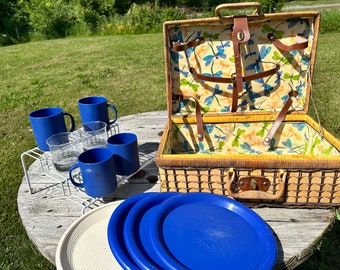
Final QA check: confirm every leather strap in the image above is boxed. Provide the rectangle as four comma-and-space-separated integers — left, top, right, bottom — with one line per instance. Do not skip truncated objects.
172, 37, 205, 52
263, 91, 298, 146
189, 64, 280, 84
268, 33, 308, 51
176, 95, 204, 141
231, 16, 250, 112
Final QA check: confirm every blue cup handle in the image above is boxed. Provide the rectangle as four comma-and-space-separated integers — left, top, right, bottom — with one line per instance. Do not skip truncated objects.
69, 163, 84, 188
107, 104, 118, 125
64, 112, 75, 132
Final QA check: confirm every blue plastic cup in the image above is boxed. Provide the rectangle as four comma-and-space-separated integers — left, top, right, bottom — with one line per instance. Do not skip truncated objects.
78, 96, 117, 130
69, 148, 117, 198
29, 107, 75, 151
107, 133, 140, 175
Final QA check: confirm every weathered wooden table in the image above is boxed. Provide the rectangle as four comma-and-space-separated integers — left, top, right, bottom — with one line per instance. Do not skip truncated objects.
17, 111, 336, 269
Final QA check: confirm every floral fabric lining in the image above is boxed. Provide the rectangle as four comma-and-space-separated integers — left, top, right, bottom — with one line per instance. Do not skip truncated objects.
168, 17, 315, 114
166, 121, 339, 156
164, 15, 339, 157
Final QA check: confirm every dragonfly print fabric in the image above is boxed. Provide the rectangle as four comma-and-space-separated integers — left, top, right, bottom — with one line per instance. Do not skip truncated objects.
168, 17, 315, 114
166, 121, 339, 156
163, 15, 340, 157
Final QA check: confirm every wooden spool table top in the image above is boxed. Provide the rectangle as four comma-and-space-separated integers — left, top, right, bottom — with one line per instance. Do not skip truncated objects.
17, 110, 335, 269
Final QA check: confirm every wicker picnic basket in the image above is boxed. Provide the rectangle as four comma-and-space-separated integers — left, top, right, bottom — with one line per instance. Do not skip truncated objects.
156, 2, 340, 208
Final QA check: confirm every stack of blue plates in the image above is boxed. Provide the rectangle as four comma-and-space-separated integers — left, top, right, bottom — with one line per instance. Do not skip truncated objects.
107, 192, 277, 270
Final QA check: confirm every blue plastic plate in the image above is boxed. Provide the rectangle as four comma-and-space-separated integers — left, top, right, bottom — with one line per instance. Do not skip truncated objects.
107, 192, 154, 270
123, 192, 178, 269
148, 192, 277, 270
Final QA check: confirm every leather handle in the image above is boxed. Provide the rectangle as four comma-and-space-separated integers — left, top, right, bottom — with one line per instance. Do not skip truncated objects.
215, 2, 261, 17
226, 169, 286, 200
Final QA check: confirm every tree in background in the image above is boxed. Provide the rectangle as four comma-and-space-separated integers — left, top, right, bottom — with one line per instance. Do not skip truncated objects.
113, 0, 283, 14
79, 0, 115, 30
0, 0, 283, 45
16, 0, 116, 39
0, 0, 15, 36
20, 0, 75, 38
0, 0, 30, 45
258, 0, 283, 13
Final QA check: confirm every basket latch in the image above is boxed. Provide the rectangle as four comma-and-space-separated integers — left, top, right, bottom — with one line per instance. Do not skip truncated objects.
238, 176, 270, 192
227, 168, 287, 201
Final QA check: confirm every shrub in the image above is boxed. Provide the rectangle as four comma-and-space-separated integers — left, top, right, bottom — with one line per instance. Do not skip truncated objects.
18, 0, 116, 39
102, 3, 185, 35
66, 21, 92, 37
21, 0, 77, 39
258, 0, 284, 13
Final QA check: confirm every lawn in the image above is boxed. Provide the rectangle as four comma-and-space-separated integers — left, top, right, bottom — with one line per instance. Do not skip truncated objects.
283, 0, 340, 11
0, 32, 339, 270
0, 33, 166, 269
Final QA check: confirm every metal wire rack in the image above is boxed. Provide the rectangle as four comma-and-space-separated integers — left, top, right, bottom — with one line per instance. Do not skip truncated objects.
20, 123, 156, 213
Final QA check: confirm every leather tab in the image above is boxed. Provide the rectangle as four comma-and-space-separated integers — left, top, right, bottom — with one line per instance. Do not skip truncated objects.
232, 16, 250, 44
238, 176, 271, 192
172, 37, 205, 52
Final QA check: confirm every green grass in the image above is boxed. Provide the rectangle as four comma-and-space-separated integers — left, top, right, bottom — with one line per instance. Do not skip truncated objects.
0, 33, 339, 270
0, 34, 166, 269
283, 0, 340, 10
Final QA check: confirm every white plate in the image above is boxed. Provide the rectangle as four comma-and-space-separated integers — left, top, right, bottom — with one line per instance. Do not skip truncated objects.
56, 201, 123, 270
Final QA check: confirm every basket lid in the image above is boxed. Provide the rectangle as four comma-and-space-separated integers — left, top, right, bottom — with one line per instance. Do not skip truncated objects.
164, 11, 320, 118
